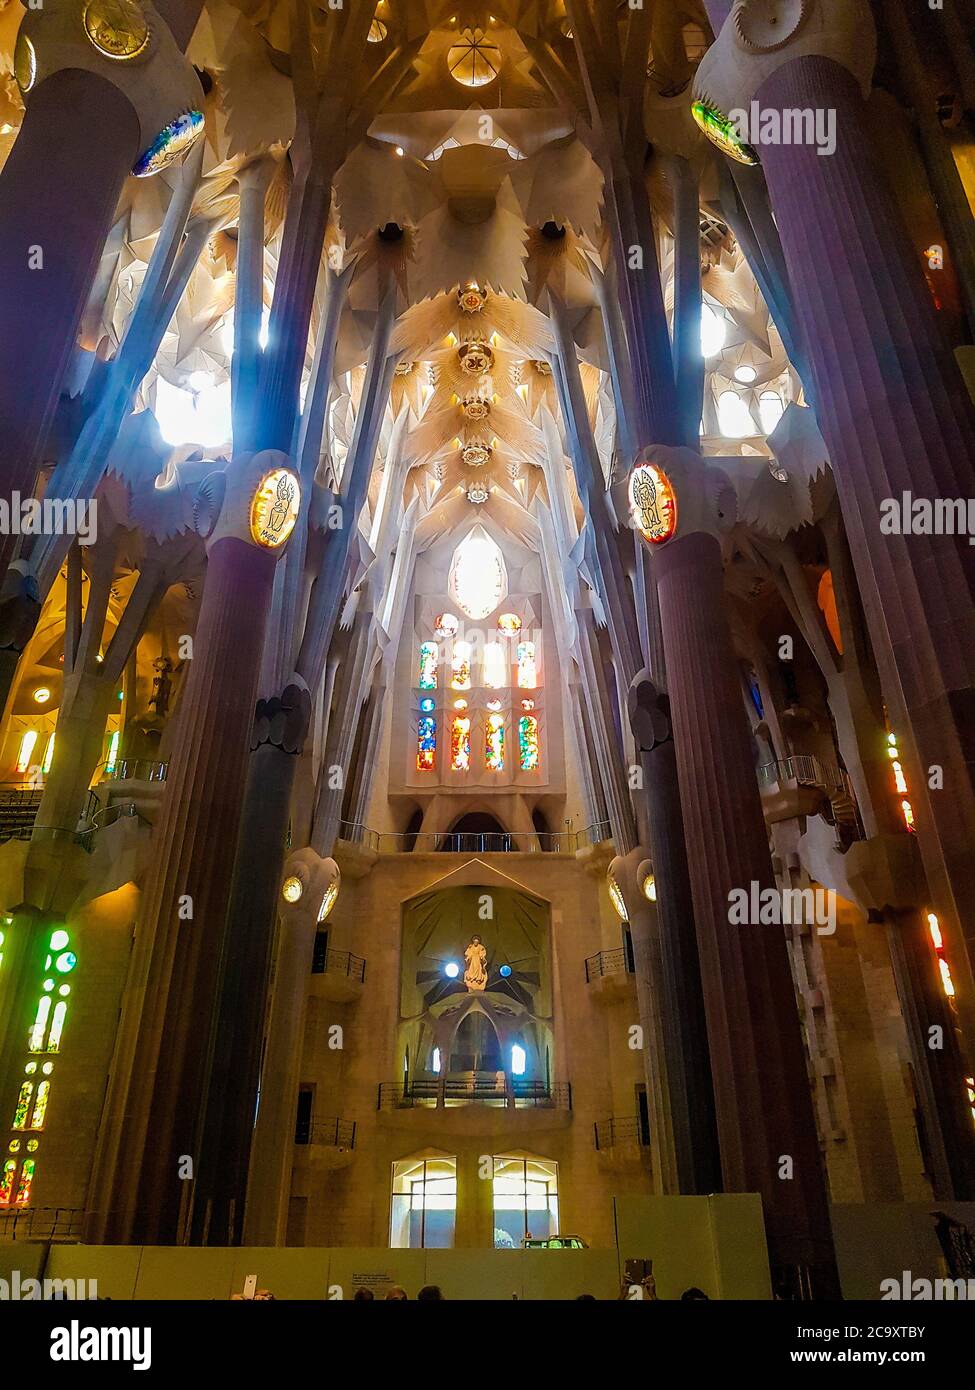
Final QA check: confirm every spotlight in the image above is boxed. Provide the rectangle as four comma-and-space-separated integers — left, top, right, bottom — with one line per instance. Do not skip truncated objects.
444, 961, 460, 979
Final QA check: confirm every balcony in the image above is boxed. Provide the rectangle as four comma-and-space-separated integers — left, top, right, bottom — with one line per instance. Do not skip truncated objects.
757, 756, 863, 842
379, 1077, 571, 1109
309, 941, 366, 1002
292, 1116, 357, 1174
337, 819, 611, 856
376, 1076, 573, 1138
593, 1115, 651, 1172
584, 948, 635, 1002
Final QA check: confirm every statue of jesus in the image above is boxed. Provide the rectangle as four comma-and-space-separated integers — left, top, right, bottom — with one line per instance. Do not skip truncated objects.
464, 935, 488, 992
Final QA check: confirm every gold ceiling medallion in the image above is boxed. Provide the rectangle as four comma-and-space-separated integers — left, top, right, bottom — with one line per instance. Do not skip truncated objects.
466, 482, 490, 505
462, 442, 492, 467
461, 395, 491, 422
458, 281, 487, 314
629, 461, 678, 546
250, 468, 300, 549
458, 342, 494, 376
82, 0, 152, 61
394, 359, 416, 376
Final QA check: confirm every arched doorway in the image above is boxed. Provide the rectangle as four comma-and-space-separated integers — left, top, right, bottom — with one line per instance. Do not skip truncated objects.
440, 811, 511, 851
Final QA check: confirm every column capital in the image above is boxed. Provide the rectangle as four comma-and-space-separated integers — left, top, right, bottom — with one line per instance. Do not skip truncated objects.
694, 0, 875, 124
279, 849, 341, 929
14, 0, 203, 176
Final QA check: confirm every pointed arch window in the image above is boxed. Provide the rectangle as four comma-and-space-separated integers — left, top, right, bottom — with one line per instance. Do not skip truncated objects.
449, 526, 507, 621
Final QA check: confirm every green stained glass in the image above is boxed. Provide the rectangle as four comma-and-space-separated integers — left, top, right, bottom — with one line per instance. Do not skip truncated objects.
691, 100, 759, 166
12, 1081, 32, 1130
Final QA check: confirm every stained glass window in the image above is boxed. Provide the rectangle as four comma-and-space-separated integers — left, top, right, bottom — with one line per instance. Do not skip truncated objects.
434, 613, 459, 639
28, 996, 50, 1052
30, 1080, 50, 1130
497, 613, 521, 635
417, 715, 436, 771
483, 641, 506, 689
0, 1160, 14, 1206
516, 641, 537, 689
518, 716, 539, 771
12, 1081, 32, 1130
48, 1001, 67, 1052
486, 713, 505, 771
451, 641, 472, 690
15, 1159, 34, 1205
418, 641, 438, 690
451, 717, 471, 771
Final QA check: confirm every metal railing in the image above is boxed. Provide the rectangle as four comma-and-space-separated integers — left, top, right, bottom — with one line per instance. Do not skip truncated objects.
0, 787, 101, 847
584, 948, 633, 983
75, 800, 146, 852
0, 1206, 83, 1241
338, 820, 612, 855
757, 756, 848, 795
311, 944, 366, 983
101, 758, 169, 783
594, 1116, 650, 1151
294, 1116, 356, 1149
378, 1078, 571, 1109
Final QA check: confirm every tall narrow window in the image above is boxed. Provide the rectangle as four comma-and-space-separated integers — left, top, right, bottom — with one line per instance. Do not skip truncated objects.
105, 729, 120, 775
483, 641, 506, 689
41, 734, 54, 775
451, 641, 472, 690
451, 717, 471, 771
486, 713, 505, 771
518, 716, 539, 771
12, 1079, 32, 1129
0, 1160, 15, 1207
16, 731, 37, 775
30, 1080, 50, 1130
417, 715, 437, 771
14, 1160, 34, 1206
516, 641, 536, 689
418, 641, 438, 690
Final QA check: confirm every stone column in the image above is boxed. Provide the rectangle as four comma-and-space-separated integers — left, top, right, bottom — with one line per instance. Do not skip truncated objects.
628, 681, 722, 1196
697, 0, 975, 1062
86, 454, 297, 1244
0, 6, 202, 575
0, 72, 137, 579
642, 447, 839, 1294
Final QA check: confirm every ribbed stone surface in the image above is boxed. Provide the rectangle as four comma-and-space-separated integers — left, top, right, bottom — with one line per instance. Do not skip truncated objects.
0, 72, 139, 574
103, 537, 276, 1242
656, 530, 837, 1286
758, 56, 975, 1043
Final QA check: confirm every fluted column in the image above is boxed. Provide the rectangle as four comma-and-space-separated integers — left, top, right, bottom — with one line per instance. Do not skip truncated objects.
112, 534, 276, 1241
653, 519, 837, 1293
0, 72, 138, 577
755, 55, 975, 1048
